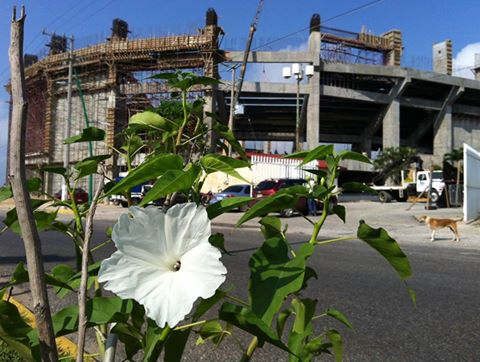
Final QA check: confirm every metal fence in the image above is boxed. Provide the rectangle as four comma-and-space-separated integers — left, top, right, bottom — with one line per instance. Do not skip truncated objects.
250, 154, 318, 185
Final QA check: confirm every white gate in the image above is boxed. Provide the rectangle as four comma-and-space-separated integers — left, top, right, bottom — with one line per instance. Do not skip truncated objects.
463, 143, 480, 221
251, 154, 318, 185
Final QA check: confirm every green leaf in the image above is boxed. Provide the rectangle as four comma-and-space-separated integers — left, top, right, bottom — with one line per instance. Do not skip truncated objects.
276, 308, 292, 338
332, 205, 346, 223
122, 134, 144, 156
213, 122, 247, 160
55, 262, 101, 298
200, 154, 250, 183
52, 297, 133, 336
3, 199, 50, 230
206, 196, 252, 219
27, 177, 42, 192
304, 335, 332, 355
139, 166, 200, 206
64, 126, 105, 144
195, 320, 224, 345
237, 194, 297, 226
342, 181, 377, 194
291, 298, 316, 335
74, 155, 111, 180
0, 185, 13, 202
129, 111, 171, 130
259, 216, 283, 239
304, 169, 327, 178
339, 150, 372, 164
357, 221, 412, 280
9, 210, 58, 234
192, 289, 227, 322
219, 302, 292, 354
406, 283, 417, 307
0, 300, 35, 362
326, 308, 354, 329
143, 319, 169, 362
165, 329, 191, 361
326, 329, 343, 362
40, 166, 67, 176
209, 233, 230, 254
285, 145, 334, 166
249, 238, 314, 325
106, 154, 183, 196
111, 322, 143, 360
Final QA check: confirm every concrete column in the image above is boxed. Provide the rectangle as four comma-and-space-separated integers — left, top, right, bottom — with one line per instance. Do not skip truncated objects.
263, 140, 271, 154
204, 89, 217, 152
382, 99, 400, 149
433, 40, 452, 75
306, 15, 321, 150
434, 105, 453, 157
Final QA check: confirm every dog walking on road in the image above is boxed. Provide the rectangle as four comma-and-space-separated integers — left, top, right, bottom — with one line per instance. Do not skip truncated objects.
417, 215, 461, 242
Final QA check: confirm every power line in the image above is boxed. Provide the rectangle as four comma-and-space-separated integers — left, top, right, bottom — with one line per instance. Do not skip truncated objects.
252, 0, 386, 51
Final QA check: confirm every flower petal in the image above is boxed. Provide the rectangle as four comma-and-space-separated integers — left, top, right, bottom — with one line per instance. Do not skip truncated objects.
164, 203, 211, 256
112, 207, 172, 266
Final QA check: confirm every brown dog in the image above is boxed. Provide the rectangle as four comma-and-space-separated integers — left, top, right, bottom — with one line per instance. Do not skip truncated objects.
417, 215, 461, 242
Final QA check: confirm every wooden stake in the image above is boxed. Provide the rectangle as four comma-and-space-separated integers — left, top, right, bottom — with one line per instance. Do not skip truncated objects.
8, 6, 58, 361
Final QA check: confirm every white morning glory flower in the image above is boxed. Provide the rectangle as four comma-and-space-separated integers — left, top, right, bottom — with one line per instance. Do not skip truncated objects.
98, 203, 227, 328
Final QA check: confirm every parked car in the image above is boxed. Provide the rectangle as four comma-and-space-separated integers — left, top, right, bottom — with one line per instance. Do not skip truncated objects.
54, 188, 89, 204
110, 177, 145, 207
209, 184, 251, 211
250, 178, 335, 217
253, 178, 306, 198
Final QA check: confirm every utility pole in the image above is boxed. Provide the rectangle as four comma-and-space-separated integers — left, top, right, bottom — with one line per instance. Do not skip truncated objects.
227, 64, 239, 156
43, 30, 74, 201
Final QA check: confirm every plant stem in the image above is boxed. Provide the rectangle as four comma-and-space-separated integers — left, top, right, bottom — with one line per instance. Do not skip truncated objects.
315, 235, 355, 246
77, 176, 104, 362
90, 239, 112, 253
174, 319, 207, 331
226, 294, 250, 307
240, 337, 258, 362
311, 313, 327, 320
176, 90, 188, 146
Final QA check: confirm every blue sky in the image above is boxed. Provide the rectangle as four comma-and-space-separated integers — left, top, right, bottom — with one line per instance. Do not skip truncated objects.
1, 0, 480, 182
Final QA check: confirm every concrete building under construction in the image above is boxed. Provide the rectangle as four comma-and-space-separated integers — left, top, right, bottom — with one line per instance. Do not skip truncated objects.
7, 9, 480, 193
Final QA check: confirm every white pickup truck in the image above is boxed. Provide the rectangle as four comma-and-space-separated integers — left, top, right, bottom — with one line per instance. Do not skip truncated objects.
371, 170, 446, 203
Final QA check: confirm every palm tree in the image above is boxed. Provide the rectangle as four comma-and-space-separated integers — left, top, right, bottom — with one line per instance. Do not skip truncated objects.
443, 148, 463, 206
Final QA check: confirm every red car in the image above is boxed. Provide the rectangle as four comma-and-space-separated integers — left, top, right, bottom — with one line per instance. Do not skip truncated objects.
54, 188, 89, 204
253, 178, 307, 198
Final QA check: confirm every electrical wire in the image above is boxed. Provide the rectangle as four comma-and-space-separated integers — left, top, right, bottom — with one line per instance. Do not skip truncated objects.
252, 0, 386, 51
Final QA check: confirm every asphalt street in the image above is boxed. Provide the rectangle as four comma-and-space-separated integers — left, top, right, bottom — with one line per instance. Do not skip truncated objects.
0, 200, 479, 361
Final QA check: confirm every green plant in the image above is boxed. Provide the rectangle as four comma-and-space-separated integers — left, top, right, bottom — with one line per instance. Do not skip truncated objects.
1, 71, 414, 361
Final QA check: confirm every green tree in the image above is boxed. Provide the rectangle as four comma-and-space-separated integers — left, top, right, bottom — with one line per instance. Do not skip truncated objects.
443, 148, 463, 205
373, 147, 420, 185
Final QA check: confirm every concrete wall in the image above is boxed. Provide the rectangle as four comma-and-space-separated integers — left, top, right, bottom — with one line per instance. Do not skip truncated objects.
453, 114, 480, 150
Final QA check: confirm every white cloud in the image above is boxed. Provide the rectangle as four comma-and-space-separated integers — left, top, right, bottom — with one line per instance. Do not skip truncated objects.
453, 42, 480, 79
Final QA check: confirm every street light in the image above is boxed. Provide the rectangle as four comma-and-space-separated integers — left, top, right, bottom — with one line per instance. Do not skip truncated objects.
282, 63, 314, 152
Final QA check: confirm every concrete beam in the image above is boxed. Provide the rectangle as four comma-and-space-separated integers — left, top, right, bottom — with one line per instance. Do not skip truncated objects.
224, 51, 311, 63
360, 77, 409, 154
453, 104, 480, 116
399, 96, 442, 110
220, 81, 308, 94
321, 85, 390, 103
433, 86, 464, 156
321, 61, 480, 91
319, 133, 382, 144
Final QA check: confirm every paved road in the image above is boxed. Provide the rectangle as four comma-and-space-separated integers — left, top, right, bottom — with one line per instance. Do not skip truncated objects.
1, 201, 479, 361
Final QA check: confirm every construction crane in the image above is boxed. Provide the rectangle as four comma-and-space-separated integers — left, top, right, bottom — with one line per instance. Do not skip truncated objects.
228, 0, 264, 146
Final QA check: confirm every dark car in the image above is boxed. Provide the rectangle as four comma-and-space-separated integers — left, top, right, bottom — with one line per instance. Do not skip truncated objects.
54, 188, 89, 204
209, 184, 251, 211
250, 178, 333, 217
